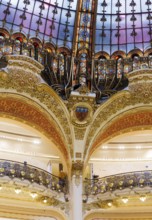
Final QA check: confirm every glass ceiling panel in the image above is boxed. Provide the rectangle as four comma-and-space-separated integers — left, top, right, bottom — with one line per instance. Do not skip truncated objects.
96, 0, 152, 54
0, 0, 151, 54
0, 0, 77, 49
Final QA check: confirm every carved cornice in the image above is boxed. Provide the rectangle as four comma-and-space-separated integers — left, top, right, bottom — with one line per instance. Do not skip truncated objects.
6, 55, 44, 74
0, 55, 73, 160
0, 202, 67, 220
84, 69, 152, 162
84, 212, 152, 220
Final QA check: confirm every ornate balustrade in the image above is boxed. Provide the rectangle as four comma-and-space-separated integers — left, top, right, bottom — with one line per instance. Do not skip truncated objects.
1, 38, 152, 102
83, 170, 152, 202
0, 159, 68, 196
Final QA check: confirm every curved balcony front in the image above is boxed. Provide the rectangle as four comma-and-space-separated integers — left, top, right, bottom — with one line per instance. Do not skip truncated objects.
0, 159, 69, 204
83, 170, 152, 208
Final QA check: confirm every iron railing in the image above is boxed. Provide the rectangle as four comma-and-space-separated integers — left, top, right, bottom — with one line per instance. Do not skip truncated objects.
83, 170, 152, 197
0, 159, 69, 196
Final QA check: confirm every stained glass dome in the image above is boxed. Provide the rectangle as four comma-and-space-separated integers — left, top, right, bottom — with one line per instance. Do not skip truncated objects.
0, 0, 77, 48
95, 0, 152, 54
0, 0, 152, 102
0, 0, 151, 52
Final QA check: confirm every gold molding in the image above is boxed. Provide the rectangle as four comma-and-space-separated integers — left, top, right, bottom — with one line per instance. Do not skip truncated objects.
0, 94, 70, 166
84, 69, 152, 163
84, 212, 152, 220
0, 202, 67, 220
0, 55, 73, 160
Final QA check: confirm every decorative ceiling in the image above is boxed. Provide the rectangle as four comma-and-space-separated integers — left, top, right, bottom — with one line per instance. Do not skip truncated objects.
95, 0, 152, 54
0, 0, 151, 54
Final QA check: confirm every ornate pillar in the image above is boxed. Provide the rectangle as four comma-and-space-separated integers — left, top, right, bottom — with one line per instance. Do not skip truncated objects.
71, 162, 83, 220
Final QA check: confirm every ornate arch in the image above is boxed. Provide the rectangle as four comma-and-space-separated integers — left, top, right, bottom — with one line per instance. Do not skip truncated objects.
111, 50, 127, 59
84, 69, 152, 163
94, 51, 110, 59
127, 48, 143, 58
89, 108, 152, 157
0, 94, 69, 162
0, 55, 73, 166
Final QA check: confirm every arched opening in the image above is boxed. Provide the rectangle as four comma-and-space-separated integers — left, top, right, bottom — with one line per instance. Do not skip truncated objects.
0, 117, 67, 174
87, 130, 152, 178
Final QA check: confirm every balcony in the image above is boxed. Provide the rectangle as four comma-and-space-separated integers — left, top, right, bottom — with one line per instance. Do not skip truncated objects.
0, 159, 69, 204
83, 171, 152, 208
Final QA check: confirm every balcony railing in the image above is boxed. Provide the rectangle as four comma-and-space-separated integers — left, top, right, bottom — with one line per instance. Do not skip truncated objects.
0, 159, 68, 196
1, 38, 152, 102
83, 170, 152, 200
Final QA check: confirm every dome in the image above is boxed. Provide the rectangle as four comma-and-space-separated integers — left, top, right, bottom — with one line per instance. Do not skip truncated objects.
0, 0, 152, 102
0, 0, 151, 53
96, 0, 152, 54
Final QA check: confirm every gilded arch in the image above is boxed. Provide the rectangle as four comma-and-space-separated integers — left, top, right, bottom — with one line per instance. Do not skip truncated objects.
84, 69, 152, 163
89, 108, 152, 158
0, 94, 69, 160
0, 55, 73, 166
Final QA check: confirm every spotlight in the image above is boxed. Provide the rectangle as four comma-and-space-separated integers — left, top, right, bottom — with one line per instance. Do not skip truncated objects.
107, 202, 112, 207
122, 197, 128, 203
83, 194, 88, 203
140, 195, 146, 202
43, 198, 48, 203
30, 192, 37, 199
15, 188, 21, 194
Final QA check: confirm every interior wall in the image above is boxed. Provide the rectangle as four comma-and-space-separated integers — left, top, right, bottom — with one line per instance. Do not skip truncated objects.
90, 160, 152, 177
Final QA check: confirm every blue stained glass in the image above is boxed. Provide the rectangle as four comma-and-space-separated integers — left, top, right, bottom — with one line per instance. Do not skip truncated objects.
23, 13, 32, 28
95, 0, 152, 54
63, 0, 77, 9
143, 28, 151, 41
6, 8, 15, 22
82, 0, 92, 11
51, 23, 59, 37
111, 45, 118, 54
14, 11, 24, 25
38, 18, 46, 33
119, 30, 126, 44
10, 0, 18, 6
33, 2, 41, 15
112, 30, 118, 44
17, 0, 27, 10
30, 15, 39, 30
0, 0, 151, 53
0, 0, 76, 46
26, 0, 35, 13
41, 4, 49, 18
